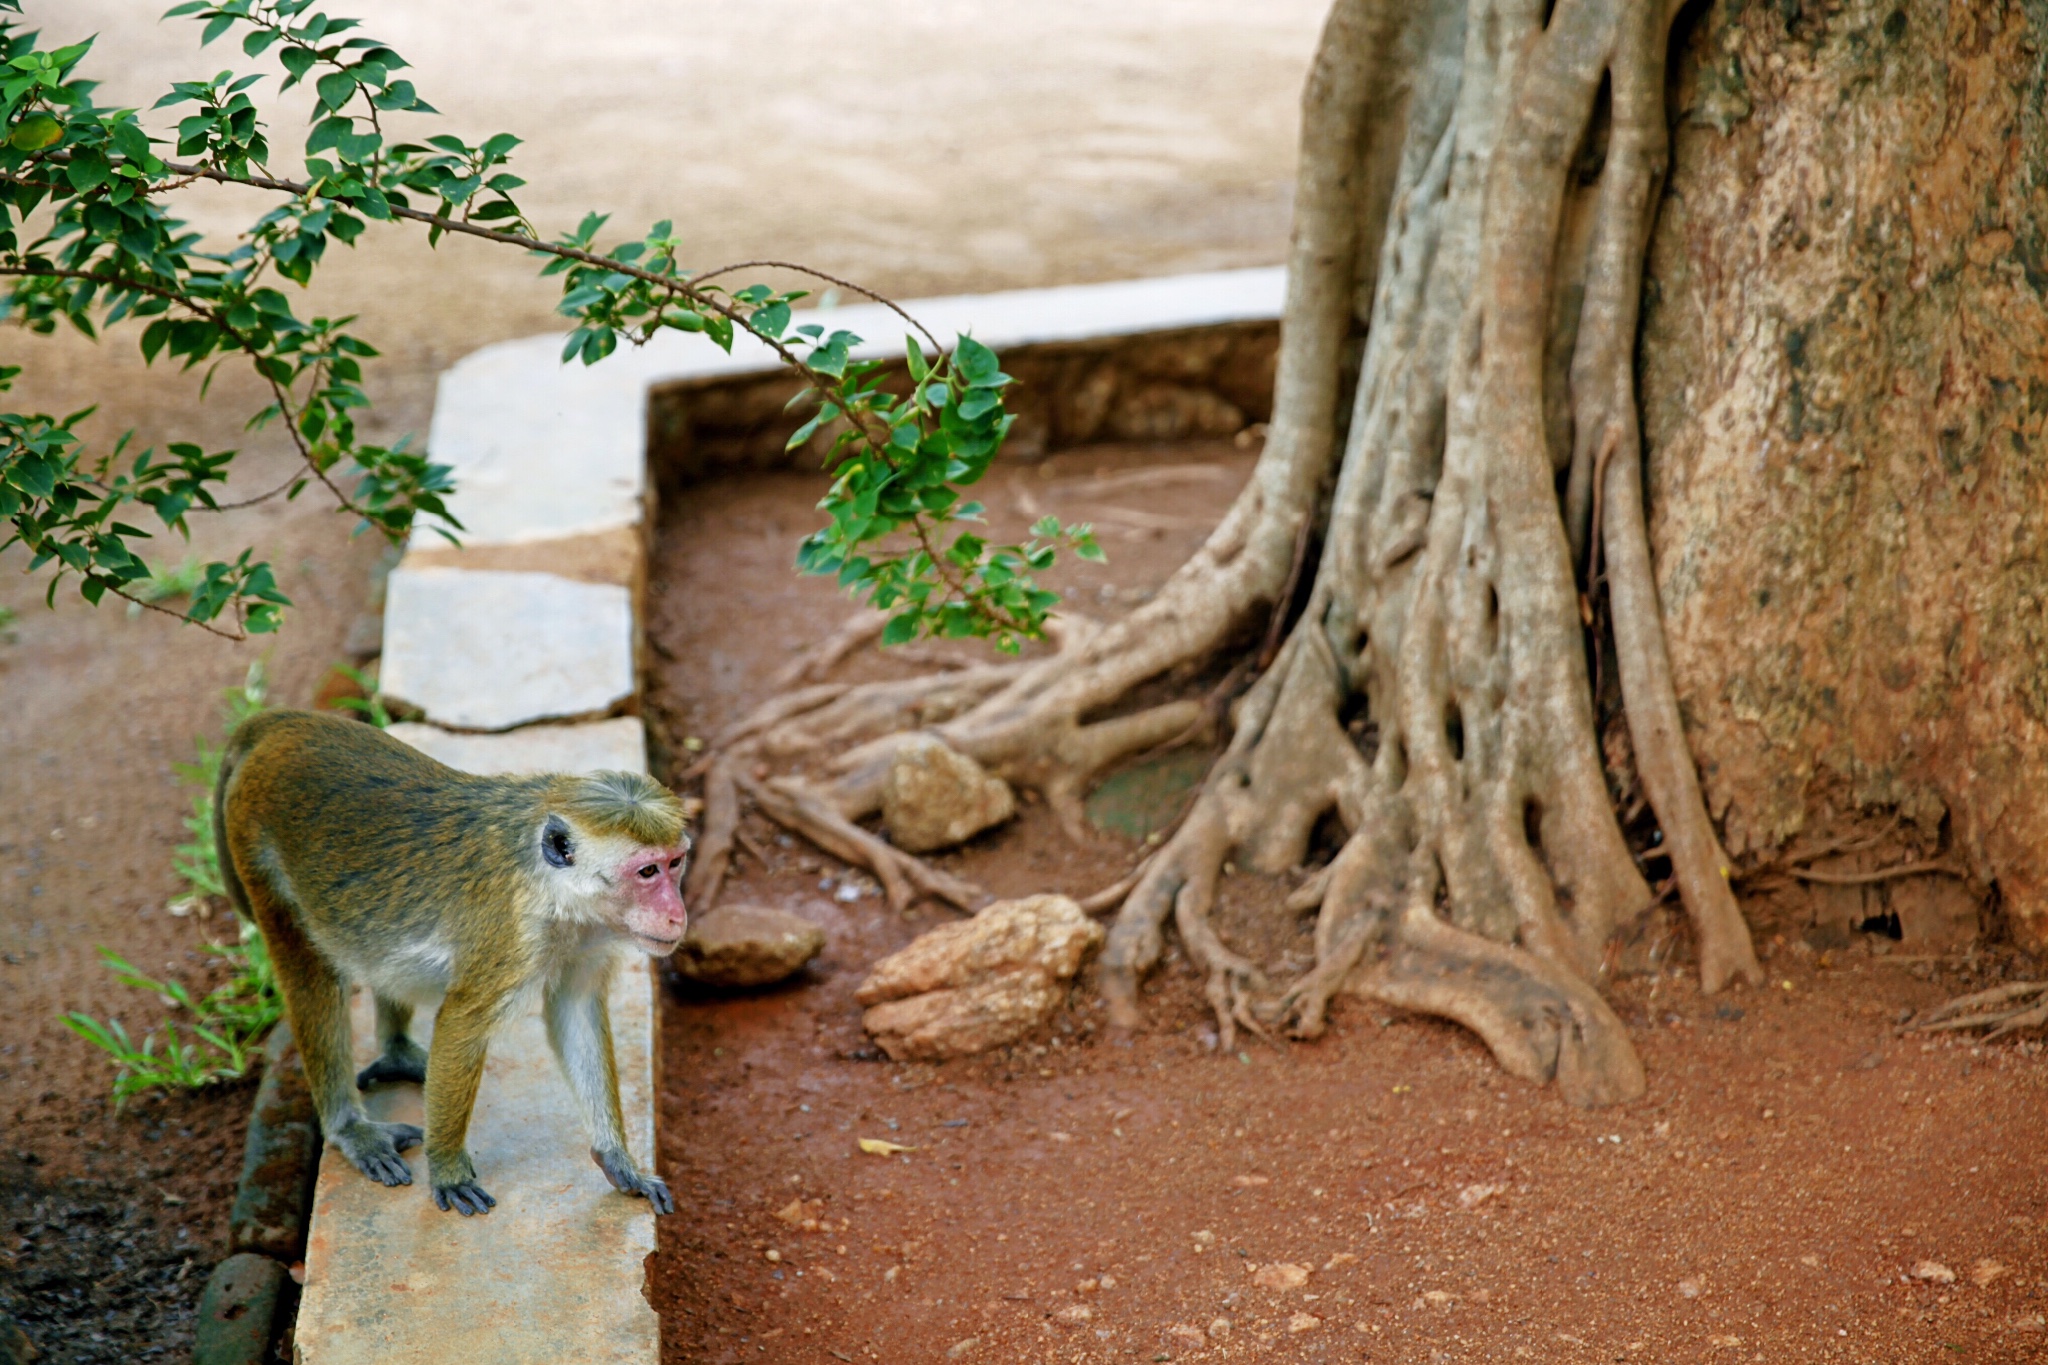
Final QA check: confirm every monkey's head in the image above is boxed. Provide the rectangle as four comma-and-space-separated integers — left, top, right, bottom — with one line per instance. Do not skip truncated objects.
538, 771, 692, 955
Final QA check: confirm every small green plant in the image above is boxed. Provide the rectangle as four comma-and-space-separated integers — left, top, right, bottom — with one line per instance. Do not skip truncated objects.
63, 658, 283, 1101
325, 660, 389, 726
61, 928, 280, 1102
0, 602, 14, 642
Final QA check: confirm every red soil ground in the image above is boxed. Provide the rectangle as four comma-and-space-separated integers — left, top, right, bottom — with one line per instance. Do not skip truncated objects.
643, 444, 2048, 1365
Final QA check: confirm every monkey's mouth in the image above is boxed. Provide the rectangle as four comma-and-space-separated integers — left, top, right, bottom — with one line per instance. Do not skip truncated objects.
632, 931, 686, 956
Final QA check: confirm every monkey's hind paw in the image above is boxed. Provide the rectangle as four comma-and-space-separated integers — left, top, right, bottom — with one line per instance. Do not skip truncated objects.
432, 1179, 497, 1216
355, 1046, 428, 1089
336, 1120, 422, 1187
594, 1146, 675, 1215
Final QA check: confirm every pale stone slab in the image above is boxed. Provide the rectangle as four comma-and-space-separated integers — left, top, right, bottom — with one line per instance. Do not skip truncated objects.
295, 962, 660, 1365
387, 717, 648, 777
423, 267, 1286, 547
379, 567, 635, 732
424, 353, 648, 548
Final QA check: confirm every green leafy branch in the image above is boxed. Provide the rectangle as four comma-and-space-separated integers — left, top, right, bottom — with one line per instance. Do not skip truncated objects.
0, 0, 1101, 648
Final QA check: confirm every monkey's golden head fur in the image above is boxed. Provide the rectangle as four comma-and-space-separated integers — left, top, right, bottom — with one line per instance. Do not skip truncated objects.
557, 770, 688, 849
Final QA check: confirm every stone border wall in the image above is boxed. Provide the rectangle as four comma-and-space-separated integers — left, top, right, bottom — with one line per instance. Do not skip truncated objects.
292, 267, 1284, 1365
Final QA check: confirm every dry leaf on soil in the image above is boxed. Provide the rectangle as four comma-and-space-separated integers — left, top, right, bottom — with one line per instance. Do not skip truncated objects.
857, 1138, 917, 1156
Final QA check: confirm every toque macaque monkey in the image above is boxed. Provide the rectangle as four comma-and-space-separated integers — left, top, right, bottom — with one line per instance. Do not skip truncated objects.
214, 710, 688, 1216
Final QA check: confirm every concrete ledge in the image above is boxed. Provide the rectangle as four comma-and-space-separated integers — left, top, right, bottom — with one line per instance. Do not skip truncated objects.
386, 717, 649, 777
424, 266, 1285, 547
293, 964, 659, 1365
378, 568, 637, 732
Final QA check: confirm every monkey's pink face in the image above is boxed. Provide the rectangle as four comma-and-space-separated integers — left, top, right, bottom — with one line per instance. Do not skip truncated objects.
614, 845, 690, 955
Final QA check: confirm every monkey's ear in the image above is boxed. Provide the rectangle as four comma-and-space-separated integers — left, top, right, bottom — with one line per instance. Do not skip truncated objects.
541, 815, 575, 869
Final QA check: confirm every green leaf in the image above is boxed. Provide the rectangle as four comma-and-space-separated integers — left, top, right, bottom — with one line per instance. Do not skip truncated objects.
881, 613, 919, 646
315, 70, 356, 111
7, 111, 61, 150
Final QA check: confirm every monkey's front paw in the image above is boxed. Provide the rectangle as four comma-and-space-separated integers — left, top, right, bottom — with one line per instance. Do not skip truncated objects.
431, 1179, 497, 1216
336, 1120, 422, 1187
593, 1147, 675, 1215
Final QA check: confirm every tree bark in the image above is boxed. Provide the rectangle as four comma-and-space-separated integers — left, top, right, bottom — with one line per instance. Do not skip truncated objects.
1641, 0, 2048, 952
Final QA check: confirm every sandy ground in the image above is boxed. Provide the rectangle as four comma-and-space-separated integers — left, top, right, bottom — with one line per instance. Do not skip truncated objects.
1, 4, 1322, 1358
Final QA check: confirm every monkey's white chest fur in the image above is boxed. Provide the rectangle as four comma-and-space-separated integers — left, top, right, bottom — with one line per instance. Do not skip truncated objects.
360, 937, 457, 1006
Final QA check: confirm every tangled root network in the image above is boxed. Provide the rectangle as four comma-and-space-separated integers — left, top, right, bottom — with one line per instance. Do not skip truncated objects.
690, 0, 1764, 1107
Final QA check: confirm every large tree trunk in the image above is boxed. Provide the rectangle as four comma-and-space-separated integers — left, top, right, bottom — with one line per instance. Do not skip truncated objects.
1642, 0, 2048, 952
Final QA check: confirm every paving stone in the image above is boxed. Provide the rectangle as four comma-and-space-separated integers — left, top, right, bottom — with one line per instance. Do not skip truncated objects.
295, 962, 660, 1364
388, 717, 648, 777
378, 567, 635, 731
425, 346, 647, 547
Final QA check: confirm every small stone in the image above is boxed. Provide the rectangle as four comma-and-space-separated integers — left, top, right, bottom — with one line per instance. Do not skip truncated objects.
1421, 1290, 1453, 1307
1287, 1312, 1322, 1333
671, 904, 825, 987
764, 1249, 782, 1263
1458, 1183, 1503, 1208
1076, 1278, 1099, 1295
1055, 1304, 1094, 1324
946, 1337, 978, 1358
1911, 1260, 1957, 1284
1166, 1324, 1207, 1349
857, 896, 1104, 1060
192, 1252, 286, 1365
1098, 1275, 1117, 1290
1207, 1317, 1233, 1341
880, 734, 1015, 852
1322, 1252, 1358, 1271
1252, 1263, 1310, 1291
1677, 1277, 1704, 1299
1191, 1230, 1217, 1253
1973, 1259, 2008, 1288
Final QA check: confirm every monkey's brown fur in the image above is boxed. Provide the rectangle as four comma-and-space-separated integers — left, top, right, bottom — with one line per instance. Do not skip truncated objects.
215, 710, 689, 1215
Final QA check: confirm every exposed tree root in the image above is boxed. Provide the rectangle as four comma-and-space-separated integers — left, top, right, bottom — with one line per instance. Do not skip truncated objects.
681, 0, 1763, 1108
1912, 983, 2048, 1040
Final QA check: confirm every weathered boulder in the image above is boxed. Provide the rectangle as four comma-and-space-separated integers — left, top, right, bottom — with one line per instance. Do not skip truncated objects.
671, 904, 824, 987
880, 734, 1015, 853
856, 895, 1104, 1060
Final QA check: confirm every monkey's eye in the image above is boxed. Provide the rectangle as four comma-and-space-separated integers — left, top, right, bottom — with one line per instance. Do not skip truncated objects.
636, 863, 661, 880
667, 857, 682, 871
541, 817, 574, 869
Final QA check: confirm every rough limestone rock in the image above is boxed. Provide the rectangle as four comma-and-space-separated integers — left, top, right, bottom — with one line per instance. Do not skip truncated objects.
856, 895, 1104, 1061
880, 733, 1015, 853
671, 904, 824, 987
